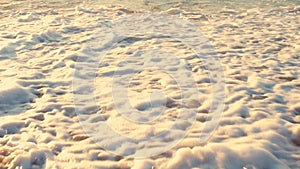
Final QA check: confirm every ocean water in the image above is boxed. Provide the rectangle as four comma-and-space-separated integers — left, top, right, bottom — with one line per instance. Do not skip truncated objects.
105, 0, 300, 10
2, 0, 300, 12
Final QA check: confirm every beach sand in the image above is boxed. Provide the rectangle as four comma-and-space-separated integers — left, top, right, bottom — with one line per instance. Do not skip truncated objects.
0, 1, 300, 168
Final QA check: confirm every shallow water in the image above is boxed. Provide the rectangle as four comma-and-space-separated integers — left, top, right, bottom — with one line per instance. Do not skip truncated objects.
2, 0, 300, 12
111, 0, 300, 11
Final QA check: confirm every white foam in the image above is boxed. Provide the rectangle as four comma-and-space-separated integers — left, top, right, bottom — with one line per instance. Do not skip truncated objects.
0, 3, 299, 169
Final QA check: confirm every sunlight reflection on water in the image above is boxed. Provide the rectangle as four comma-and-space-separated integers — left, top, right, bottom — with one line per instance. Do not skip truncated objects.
1, 0, 300, 12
